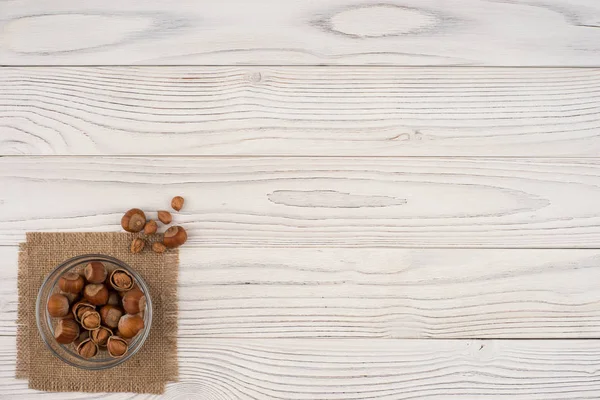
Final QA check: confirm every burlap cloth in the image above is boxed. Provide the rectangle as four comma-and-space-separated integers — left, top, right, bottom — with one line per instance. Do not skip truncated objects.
16, 232, 178, 394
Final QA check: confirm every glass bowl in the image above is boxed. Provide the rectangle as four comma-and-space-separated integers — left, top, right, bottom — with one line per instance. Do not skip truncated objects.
36, 254, 152, 370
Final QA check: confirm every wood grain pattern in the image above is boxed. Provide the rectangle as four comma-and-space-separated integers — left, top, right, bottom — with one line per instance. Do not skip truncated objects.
2, 0, 600, 65
2, 246, 600, 338
1, 157, 600, 248
2, 67, 600, 156
2, 336, 600, 399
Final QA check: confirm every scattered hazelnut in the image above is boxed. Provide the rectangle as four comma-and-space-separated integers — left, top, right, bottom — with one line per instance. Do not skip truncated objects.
143, 220, 158, 235
80, 310, 101, 330
83, 284, 109, 305
121, 208, 146, 233
58, 272, 84, 294
171, 196, 184, 211
118, 314, 144, 339
163, 226, 187, 248
107, 291, 120, 306
107, 336, 128, 358
72, 301, 95, 322
90, 326, 112, 347
152, 242, 166, 254
157, 210, 172, 224
54, 318, 80, 344
109, 269, 134, 292
122, 289, 146, 315
130, 238, 145, 254
77, 338, 98, 359
84, 261, 108, 284
47, 293, 70, 318
99, 305, 123, 329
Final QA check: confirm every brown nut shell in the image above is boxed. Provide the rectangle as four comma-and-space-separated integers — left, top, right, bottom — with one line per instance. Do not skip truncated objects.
157, 210, 172, 224
73, 330, 90, 347
110, 269, 135, 292
152, 242, 167, 254
84, 261, 108, 284
58, 272, 85, 294
80, 310, 101, 330
118, 314, 144, 339
121, 208, 146, 233
100, 305, 123, 329
171, 196, 184, 211
55, 318, 80, 344
107, 336, 128, 358
122, 290, 146, 315
47, 293, 70, 317
163, 226, 187, 248
143, 220, 158, 235
59, 291, 79, 305
130, 238, 145, 254
107, 291, 120, 306
72, 301, 95, 322
83, 283, 109, 305
90, 326, 113, 347
77, 339, 98, 359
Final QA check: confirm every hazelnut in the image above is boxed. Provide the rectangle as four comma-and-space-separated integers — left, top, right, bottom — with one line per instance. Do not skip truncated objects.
100, 305, 123, 329
83, 284, 109, 305
130, 237, 145, 254
107, 336, 128, 358
72, 301, 95, 322
77, 339, 98, 359
121, 208, 146, 233
107, 291, 120, 306
152, 242, 166, 254
109, 269, 134, 292
143, 220, 158, 235
59, 291, 79, 305
122, 290, 146, 315
171, 196, 184, 211
90, 326, 112, 347
84, 261, 108, 284
47, 293, 70, 317
54, 318, 80, 344
58, 272, 84, 294
73, 330, 90, 347
163, 226, 187, 248
80, 310, 101, 330
157, 210, 172, 224
118, 314, 144, 338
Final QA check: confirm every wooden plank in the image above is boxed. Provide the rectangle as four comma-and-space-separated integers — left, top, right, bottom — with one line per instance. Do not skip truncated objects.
2, 336, 600, 399
0, 157, 600, 248
2, 246, 600, 338
2, 0, 600, 66
2, 67, 600, 156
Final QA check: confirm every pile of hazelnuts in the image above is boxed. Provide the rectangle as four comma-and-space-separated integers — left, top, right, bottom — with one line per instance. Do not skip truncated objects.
122, 196, 188, 254
47, 261, 146, 359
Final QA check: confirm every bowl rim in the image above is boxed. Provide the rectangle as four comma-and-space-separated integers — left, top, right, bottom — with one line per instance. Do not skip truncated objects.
35, 254, 153, 370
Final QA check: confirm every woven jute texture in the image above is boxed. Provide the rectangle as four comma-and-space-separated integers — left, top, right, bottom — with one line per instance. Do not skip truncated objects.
16, 232, 178, 394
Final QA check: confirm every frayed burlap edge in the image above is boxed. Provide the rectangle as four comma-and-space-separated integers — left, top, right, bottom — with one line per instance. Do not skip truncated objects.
16, 243, 29, 379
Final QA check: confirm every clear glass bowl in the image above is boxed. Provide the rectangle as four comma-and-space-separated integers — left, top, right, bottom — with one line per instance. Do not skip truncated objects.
36, 254, 152, 370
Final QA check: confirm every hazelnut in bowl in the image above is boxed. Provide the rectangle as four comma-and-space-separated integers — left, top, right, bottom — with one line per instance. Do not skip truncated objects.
36, 254, 152, 370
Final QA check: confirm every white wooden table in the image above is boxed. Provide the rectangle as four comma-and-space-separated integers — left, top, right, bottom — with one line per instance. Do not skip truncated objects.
2, 1, 600, 398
